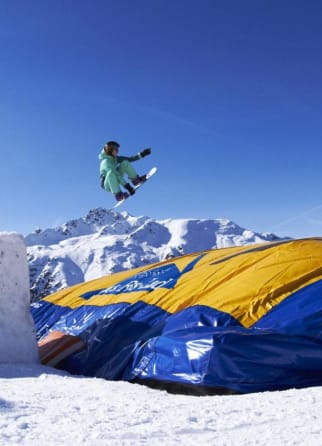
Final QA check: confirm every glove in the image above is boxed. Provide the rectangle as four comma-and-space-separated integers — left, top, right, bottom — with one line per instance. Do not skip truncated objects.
124, 183, 135, 195
140, 148, 151, 158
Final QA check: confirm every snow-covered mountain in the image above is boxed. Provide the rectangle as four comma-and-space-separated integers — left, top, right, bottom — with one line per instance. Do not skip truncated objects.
25, 208, 282, 302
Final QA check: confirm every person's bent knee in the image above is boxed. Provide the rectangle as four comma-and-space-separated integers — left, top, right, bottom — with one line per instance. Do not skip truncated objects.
119, 160, 130, 168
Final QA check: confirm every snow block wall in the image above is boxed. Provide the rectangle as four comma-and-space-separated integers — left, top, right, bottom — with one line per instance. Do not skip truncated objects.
0, 233, 38, 363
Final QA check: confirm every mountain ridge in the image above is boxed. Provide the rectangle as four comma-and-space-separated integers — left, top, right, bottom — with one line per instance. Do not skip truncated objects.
26, 208, 282, 302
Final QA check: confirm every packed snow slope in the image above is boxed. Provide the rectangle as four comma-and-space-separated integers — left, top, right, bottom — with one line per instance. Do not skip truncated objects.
1, 363, 322, 446
26, 208, 281, 301
0, 233, 38, 364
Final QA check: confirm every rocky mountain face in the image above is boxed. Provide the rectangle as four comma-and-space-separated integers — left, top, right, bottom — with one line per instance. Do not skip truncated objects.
26, 208, 281, 302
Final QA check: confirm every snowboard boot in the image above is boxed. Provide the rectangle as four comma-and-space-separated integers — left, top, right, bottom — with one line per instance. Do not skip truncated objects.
114, 191, 129, 202
132, 175, 147, 186
124, 183, 136, 195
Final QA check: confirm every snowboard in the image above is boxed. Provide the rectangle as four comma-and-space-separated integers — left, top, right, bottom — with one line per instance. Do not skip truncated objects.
111, 167, 157, 209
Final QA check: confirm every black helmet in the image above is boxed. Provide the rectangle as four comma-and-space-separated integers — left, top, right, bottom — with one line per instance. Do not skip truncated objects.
104, 141, 120, 156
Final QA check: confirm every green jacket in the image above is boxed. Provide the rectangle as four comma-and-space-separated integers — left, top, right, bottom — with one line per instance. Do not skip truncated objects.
99, 149, 142, 186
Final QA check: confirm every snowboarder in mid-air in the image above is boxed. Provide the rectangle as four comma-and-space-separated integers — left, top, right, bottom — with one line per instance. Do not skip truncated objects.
99, 141, 152, 202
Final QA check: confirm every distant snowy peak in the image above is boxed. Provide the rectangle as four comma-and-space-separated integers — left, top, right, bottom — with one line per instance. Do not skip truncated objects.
25, 209, 148, 247
25, 208, 278, 248
26, 208, 281, 302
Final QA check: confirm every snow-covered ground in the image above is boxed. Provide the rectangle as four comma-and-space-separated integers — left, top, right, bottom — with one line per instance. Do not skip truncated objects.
1, 232, 321, 446
1, 363, 322, 446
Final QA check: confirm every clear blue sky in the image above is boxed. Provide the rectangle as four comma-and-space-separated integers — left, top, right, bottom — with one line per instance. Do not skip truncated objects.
1, 0, 322, 238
